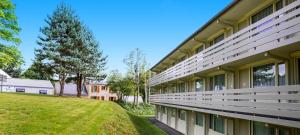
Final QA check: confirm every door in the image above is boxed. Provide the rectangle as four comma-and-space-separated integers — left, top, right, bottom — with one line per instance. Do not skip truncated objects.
239, 68, 249, 88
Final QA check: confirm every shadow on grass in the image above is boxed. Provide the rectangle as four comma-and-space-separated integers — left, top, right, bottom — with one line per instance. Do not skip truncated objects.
127, 112, 166, 135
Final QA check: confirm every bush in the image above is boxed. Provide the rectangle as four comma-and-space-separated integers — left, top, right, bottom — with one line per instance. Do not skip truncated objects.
118, 101, 155, 116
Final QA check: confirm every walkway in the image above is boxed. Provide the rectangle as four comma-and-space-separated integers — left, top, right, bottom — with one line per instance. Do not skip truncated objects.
148, 117, 184, 135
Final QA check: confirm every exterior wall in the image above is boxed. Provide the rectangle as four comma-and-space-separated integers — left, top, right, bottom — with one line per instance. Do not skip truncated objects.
87, 84, 117, 101
150, 0, 300, 134
1, 85, 54, 95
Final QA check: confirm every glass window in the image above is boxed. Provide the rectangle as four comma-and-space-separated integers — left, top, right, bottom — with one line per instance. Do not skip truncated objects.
210, 77, 214, 91
214, 74, 225, 91
253, 122, 275, 135
195, 113, 204, 126
210, 34, 224, 46
171, 109, 176, 117
195, 79, 204, 92
279, 127, 292, 135
178, 83, 185, 93
253, 63, 275, 88
278, 63, 286, 86
178, 110, 186, 120
251, 5, 273, 24
210, 114, 224, 134
214, 34, 224, 44
195, 46, 204, 54
276, 0, 283, 11
286, 0, 296, 5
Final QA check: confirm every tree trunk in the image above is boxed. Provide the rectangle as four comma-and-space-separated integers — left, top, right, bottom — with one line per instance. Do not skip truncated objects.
59, 74, 65, 96
76, 73, 83, 97
137, 83, 139, 106
144, 73, 148, 104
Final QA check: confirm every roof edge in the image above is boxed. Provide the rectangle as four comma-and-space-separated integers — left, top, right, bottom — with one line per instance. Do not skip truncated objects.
151, 0, 241, 71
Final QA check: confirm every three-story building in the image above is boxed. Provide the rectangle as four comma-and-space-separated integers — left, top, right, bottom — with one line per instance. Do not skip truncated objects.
149, 0, 300, 135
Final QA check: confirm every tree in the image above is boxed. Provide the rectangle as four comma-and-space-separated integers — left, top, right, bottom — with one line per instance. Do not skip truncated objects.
72, 26, 107, 97
0, 0, 23, 70
21, 61, 49, 80
123, 48, 148, 106
107, 70, 134, 100
35, 3, 82, 96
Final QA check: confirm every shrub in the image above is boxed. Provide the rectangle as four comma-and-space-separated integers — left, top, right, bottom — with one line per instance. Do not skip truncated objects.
118, 101, 155, 116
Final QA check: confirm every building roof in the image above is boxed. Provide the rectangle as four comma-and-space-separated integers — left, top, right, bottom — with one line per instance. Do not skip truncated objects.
0, 69, 12, 79
2, 78, 53, 88
150, 0, 241, 70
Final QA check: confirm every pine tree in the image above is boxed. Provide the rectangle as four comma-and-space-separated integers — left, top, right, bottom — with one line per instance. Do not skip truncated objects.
73, 26, 107, 97
35, 3, 82, 96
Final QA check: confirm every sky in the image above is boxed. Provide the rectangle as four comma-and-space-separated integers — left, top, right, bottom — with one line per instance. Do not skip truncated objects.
13, 0, 232, 74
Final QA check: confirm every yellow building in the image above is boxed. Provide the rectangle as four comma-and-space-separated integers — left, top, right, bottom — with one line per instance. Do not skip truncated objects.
149, 0, 300, 135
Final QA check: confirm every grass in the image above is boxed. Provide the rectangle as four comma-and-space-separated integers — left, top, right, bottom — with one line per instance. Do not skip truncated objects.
0, 93, 166, 135
118, 102, 155, 116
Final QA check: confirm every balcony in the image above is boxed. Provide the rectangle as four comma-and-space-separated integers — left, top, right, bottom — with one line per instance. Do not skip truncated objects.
150, 85, 300, 128
150, 1, 300, 86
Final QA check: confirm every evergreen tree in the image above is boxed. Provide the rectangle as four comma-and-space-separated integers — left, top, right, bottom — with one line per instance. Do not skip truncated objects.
73, 26, 107, 97
35, 3, 82, 96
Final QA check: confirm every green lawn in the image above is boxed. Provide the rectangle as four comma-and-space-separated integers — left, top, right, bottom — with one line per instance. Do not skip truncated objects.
0, 93, 166, 135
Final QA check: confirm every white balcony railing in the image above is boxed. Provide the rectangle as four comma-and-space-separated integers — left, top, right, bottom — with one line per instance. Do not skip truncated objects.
150, 1, 300, 86
150, 85, 300, 128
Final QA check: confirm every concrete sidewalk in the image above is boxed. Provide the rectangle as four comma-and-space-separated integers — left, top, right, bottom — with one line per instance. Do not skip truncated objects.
148, 117, 184, 135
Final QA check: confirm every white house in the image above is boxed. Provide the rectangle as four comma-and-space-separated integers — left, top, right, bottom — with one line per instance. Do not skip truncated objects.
1, 78, 54, 95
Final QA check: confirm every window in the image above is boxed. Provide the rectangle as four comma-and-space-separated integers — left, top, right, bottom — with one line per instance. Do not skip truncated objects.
214, 74, 225, 91
171, 109, 176, 117
253, 122, 275, 135
251, 5, 273, 24
253, 63, 275, 88
278, 63, 286, 86
286, 0, 296, 5
39, 90, 47, 95
102, 86, 106, 90
279, 127, 292, 135
195, 113, 204, 126
195, 79, 204, 92
16, 88, 25, 93
253, 63, 286, 88
178, 83, 185, 93
194, 46, 204, 54
210, 34, 224, 46
210, 114, 224, 134
276, 0, 283, 11
178, 110, 186, 121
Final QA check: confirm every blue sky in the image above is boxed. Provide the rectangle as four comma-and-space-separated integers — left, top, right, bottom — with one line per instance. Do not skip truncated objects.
13, 0, 232, 74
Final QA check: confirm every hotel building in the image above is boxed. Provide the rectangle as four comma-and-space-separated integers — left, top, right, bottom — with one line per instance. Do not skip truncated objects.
149, 0, 300, 135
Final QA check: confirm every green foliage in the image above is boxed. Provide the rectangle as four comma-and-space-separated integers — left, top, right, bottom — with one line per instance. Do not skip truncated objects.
0, 0, 23, 69
35, 3, 107, 96
119, 102, 155, 116
0, 93, 165, 135
107, 70, 135, 99
0, 45, 23, 69
0, 0, 21, 44
21, 61, 49, 80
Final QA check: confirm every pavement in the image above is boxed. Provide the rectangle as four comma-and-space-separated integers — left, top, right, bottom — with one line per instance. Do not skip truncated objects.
148, 117, 184, 135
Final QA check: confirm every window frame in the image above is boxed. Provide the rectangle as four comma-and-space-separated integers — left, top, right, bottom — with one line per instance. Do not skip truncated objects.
195, 79, 204, 92
252, 62, 287, 88
209, 114, 225, 134
195, 113, 204, 127
251, 4, 273, 24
